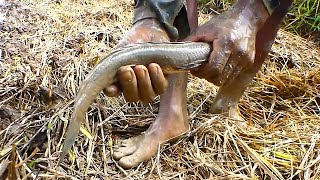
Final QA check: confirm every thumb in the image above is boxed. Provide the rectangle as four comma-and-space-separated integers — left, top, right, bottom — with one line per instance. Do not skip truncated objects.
103, 84, 122, 97
184, 32, 201, 42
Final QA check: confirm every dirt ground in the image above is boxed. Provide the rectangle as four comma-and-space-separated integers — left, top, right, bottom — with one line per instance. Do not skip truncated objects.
0, 0, 320, 179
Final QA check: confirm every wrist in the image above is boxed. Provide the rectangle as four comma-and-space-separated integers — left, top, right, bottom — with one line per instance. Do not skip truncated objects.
233, 0, 270, 30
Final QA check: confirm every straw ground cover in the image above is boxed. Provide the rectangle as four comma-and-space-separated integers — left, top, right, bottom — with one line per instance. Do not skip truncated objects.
0, 0, 319, 179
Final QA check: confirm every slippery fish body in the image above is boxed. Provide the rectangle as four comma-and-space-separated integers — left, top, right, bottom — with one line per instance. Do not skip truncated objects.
60, 42, 211, 162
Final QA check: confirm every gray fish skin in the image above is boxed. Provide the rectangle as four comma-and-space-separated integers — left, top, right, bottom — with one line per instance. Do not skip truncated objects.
60, 42, 211, 163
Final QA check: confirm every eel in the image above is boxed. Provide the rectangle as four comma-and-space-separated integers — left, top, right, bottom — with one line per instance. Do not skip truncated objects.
60, 42, 212, 163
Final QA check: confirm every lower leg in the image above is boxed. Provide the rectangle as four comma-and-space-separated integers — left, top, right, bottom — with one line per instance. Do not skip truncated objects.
210, 70, 257, 120
210, 3, 288, 119
113, 73, 189, 169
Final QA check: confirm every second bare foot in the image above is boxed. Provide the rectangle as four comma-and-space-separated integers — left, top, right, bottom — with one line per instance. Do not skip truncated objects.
210, 91, 247, 128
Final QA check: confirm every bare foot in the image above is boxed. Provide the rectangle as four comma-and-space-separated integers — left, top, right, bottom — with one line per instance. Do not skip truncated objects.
113, 73, 189, 169
209, 85, 247, 128
113, 109, 189, 169
209, 96, 242, 120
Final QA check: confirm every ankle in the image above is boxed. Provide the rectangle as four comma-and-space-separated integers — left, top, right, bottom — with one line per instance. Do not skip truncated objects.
210, 94, 239, 114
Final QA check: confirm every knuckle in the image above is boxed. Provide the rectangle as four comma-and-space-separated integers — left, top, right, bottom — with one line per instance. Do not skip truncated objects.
224, 36, 234, 46
118, 66, 127, 73
237, 47, 247, 56
248, 51, 255, 64
134, 66, 148, 79
236, 42, 255, 65
236, 47, 255, 65
236, 42, 248, 55
119, 74, 132, 83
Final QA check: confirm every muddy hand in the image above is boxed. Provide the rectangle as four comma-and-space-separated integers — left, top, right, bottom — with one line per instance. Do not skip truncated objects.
104, 19, 170, 103
186, 0, 269, 86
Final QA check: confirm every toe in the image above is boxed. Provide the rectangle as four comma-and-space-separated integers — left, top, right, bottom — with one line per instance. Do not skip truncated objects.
112, 135, 144, 160
113, 145, 136, 160
118, 152, 149, 169
118, 142, 158, 169
113, 152, 127, 161
118, 154, 138, 169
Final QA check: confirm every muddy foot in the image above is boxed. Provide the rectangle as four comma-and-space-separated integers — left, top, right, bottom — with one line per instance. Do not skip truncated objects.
209, 97, 248, 128
112, 114, 189, 169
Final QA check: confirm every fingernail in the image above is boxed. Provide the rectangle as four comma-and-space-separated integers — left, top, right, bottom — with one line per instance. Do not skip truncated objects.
141, 68, 146, 77
151, 65, 158, 76
136, 67, 145, 78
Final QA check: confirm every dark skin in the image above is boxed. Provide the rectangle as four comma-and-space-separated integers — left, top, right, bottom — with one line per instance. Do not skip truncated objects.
108, 18, 189, 169
105, 0, 269, 99
104, 19, 169, 102
105, 0, 293, 169
187, 0, 269, 86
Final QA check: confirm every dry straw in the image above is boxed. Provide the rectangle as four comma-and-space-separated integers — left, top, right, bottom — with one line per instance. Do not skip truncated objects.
0, 0, 319, 179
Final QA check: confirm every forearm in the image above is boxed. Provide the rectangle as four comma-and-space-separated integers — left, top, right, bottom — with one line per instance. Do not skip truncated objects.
231, 0, 293, 30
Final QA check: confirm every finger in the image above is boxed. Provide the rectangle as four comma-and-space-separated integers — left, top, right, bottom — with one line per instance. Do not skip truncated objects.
223, 60, 247, 86
118, 66, 139, 102
184, 23, 217, 42
148, 63, 168, 95
103, 84, 122, 97
218, 53, 241, 85
189, 38, 217, 79
134, 65, 156, 103
223, 47, 255, 86
194, 39, 231, 85
184, 33, 198, 42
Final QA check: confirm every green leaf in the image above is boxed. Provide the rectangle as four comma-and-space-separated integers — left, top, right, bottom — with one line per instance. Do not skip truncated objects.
27, 160, 37, 168
68, 149, 75, 164
47, 122, 53, 129
80, 126, 93, 140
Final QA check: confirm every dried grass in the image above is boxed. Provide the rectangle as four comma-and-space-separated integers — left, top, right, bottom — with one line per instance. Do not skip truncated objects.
0, 0, 320, 179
